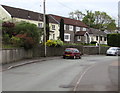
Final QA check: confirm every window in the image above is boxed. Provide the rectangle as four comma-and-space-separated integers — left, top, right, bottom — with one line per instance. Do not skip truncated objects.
83, 28, 86, 31
96, 36, 98, 41
69, 25, 73, 31
104, 37, 107, 41
52, 25, 56, 30
64, 25, 66, 30
100, 36, 102, 41
76, 27, 80, 32
77, 36, 81, 41
53, 34, 55, 40
64, 33, 70, 41
38, 23, 43, 28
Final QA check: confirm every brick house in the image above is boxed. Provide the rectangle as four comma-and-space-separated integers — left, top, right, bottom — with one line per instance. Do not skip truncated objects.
49, 14, 89, 43
0, 5, 107, 44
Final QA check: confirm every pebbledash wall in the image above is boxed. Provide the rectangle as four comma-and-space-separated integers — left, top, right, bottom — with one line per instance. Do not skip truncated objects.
1, 45, 109, 64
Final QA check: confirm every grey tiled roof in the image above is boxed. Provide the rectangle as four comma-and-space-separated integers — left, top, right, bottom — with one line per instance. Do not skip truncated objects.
2, 5, 43, 21
88, 28, 107, 36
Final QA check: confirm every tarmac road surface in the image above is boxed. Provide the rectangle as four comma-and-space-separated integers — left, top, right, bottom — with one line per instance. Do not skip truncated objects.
2, 55, 119, 91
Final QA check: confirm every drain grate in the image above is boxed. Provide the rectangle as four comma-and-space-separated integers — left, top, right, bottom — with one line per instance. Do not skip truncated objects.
59, 85, 74, 88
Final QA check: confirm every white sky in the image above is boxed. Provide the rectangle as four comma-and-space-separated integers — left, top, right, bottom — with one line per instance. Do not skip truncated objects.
0, 0, 119, 23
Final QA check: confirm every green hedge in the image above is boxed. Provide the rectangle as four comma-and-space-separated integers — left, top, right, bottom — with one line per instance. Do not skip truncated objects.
107, 33, 120, 47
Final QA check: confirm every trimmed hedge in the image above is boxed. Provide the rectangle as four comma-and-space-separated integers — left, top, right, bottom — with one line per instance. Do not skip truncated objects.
107, 33, 120, 47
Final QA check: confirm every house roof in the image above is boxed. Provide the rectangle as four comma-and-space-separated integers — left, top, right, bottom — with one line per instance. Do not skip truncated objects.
49, 14, 88, 28
1, 5, 88, 28
1, 5, 43, 21
75, 31, 87, 36
88, 28, 107, 36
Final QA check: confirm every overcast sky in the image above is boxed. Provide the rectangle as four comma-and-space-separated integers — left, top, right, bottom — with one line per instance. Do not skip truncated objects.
0, 0, 119, 23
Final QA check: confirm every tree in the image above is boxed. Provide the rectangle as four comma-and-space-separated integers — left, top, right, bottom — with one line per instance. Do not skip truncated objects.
82, 10, 95, 28
69, 10, 84, 21
69, 10, 117, 31
69, 12, 75, 19
59, 18, 64, 41
74, 10, 84, 21
107, 20, 116, 32
14, 21, 43, 49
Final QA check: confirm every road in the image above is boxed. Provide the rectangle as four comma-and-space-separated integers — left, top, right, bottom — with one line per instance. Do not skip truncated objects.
2, 55, 119, 91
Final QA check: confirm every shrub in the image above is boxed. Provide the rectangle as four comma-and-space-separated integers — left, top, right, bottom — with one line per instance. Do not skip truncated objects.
2, 34, 11, 44
90, 41, 97, 44
11, 36, 23, 46
107, 33, 120, 47
46, 40, 63, 47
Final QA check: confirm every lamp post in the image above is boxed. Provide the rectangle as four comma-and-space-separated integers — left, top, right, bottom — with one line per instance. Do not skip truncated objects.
43, 0, 46, 57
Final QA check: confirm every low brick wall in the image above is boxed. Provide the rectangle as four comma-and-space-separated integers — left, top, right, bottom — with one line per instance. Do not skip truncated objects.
1, 45, 109, 64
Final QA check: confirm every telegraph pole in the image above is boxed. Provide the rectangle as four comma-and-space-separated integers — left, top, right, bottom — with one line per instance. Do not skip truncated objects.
43, 0, 46, 57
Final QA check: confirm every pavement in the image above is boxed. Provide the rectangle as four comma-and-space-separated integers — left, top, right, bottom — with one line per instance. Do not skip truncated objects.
1, 56, 61, 71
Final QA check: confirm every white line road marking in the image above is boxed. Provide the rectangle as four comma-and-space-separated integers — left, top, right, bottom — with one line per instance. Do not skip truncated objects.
73, 64, 96, 91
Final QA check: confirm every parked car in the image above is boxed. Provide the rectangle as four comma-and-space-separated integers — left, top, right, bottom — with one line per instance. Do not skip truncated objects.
106, 47, 120, 56
63, 48, 81, 59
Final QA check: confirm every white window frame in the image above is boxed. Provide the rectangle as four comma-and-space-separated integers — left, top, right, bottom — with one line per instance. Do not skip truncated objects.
69, 25, 73, 31
38, 23, 43, 28
76, 27, 80, 32
52, 25, 56, 30
64, 33, 70, 41
77, 36, 81, 41
83, 27, 86, 31
64, 24, 66, 30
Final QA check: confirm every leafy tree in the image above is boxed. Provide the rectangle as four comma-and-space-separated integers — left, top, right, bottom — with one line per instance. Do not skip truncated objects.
82, 10, 95, 28
2, 21, 15, 37
107, 20, 116, 32
59, 18, 64, 41
69, 10, 84, 21
14, 21, 43, 49
69, 12, 75, 19
69, 10, 117, 31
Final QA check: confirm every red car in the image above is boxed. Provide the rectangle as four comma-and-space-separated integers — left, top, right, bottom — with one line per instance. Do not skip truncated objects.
63, 48, 81, 59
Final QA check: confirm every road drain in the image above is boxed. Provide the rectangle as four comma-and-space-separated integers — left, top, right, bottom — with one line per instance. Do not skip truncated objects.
59, 85, 74, 88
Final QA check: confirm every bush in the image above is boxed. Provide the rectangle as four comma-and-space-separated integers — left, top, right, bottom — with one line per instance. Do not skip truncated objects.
107, 34, 120, 47
46, 40, 63, 47
2, 34, 11, 44
90, 41, 97, 44
11, 36, 23, 46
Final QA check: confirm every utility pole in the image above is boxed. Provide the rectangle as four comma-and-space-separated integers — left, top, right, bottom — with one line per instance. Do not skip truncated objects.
43, 0, 46, 57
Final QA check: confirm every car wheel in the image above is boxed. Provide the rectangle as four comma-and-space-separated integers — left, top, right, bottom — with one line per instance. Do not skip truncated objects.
73, 56, 76, 59
79, 56, 81, 59
63, 56, 65, 59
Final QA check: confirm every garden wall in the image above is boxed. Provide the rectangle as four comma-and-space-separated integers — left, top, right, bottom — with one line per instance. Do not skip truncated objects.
1, 45, 109, 64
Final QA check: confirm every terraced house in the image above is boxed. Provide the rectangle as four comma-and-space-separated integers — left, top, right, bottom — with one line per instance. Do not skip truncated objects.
0, 5, 60, 41
0, 5, 107, 44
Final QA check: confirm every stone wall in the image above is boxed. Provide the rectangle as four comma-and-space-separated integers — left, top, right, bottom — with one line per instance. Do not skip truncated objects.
1, 45, 109, 64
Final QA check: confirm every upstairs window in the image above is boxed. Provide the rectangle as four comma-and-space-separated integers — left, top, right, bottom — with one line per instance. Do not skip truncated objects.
69, 25, 73, 31
83, 28, 86, 31
38, 23, 43, 28
76, 27, 80, 32
64, 25, 66, 30
52, 25, 56, 30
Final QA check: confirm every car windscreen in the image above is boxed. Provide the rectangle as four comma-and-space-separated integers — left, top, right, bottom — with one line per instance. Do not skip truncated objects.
65, 49, 73, 52
109, 47, 118, 50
